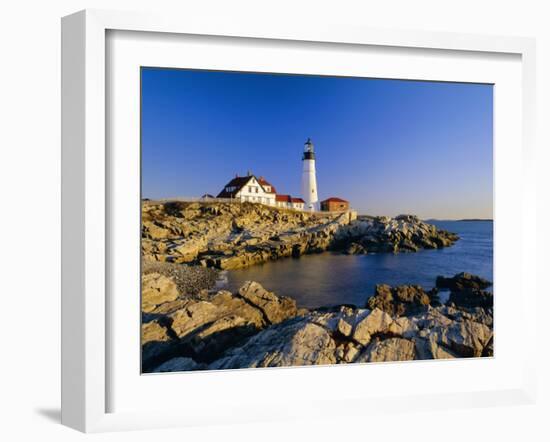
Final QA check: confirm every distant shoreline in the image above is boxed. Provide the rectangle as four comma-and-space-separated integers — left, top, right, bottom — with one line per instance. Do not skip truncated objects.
425, 218, 493, 222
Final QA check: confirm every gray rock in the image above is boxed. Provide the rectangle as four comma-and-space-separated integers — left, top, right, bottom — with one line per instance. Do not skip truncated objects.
355, 337, 416, 362
388, 316, 419, 338
152, 357, 206, 372
352, 308, 393, 345
429, 319, 492, 358
414, 336, 460, 360
336, 317, 353, 337
141, 273, 179, 313
238, 281, 298, 325
209, 316, 340, 369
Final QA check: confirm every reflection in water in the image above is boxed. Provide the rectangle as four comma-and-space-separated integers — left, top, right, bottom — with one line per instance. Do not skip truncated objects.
224, 221, 493, 309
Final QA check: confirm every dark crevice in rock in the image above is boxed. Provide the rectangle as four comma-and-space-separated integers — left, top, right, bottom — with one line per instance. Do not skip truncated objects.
144, 317, 264, 370
233, 293, 273, 326
310, 320, 364, 349
156, 315, 179, 341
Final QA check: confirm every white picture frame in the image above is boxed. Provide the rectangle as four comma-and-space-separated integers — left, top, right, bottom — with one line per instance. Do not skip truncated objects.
61, 9, 537, 433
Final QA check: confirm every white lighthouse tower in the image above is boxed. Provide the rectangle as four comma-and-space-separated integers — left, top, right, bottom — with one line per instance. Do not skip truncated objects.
301, 138, 319, 211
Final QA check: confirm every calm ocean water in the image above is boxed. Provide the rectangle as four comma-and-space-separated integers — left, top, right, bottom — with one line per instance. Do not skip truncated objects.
223, 221, 493, 309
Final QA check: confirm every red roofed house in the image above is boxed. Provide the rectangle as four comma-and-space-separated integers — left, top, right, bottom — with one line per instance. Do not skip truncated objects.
320, 197, 349, 212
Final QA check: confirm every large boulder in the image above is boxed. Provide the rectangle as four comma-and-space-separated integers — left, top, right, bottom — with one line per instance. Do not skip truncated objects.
352, 308, 393, 345
141, 273, 179, 313
411, 306, 454, 329
429, 319, 492, 358
168, 301, 221, 338
333, 215, 458, 254
141, 319, 178, 372
209, 317, 340, 369
365, 284, 395, 315
436, 272, 492, 291
165, 298, 262, 362
414, 335, 460, 359
441, 305, 493, 328
394, 285, 431, 305
355, 337, 416, 362
143, 282, 299, 367
238, 281, 298, 325
209, 290, 267, 327
142, 220, 172, 240
366, 284, 432, 316
142, 319, 172, 345
448, 288, 493, 309
185, 314, 259, 358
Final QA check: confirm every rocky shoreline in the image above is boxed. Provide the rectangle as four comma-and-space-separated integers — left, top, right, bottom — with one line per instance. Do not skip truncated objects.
141, 201, 459, 269
142, 272, 493, 372
140, 201, 479, 372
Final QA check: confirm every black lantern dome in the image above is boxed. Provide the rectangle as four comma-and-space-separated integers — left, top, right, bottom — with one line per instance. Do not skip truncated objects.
303, 138, 315, 160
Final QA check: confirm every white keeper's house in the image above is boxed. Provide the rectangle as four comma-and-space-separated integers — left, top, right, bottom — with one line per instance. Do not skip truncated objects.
217, 173, 305, 210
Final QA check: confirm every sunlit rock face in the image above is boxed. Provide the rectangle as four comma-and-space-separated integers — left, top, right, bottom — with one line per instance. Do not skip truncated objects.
141, 201, 458, 269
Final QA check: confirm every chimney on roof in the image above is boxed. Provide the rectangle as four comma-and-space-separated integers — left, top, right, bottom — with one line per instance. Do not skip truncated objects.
247, 170, 251, 177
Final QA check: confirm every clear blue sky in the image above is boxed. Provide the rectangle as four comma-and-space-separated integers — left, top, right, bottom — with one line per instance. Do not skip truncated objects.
141, 68, 493, 219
